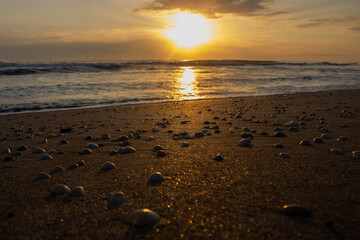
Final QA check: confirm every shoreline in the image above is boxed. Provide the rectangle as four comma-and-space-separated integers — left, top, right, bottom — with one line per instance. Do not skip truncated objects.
1, 88, 359, 239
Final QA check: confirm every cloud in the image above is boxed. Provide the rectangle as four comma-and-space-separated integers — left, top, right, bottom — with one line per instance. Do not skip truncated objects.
136, 0, 277, 18
296, 16, 360, 30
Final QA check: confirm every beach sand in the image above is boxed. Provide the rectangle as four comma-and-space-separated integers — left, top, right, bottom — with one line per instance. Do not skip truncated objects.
0, 89, 359, 239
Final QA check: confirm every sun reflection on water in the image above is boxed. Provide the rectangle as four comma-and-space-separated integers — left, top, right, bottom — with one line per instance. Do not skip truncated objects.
176, 67, 201, 100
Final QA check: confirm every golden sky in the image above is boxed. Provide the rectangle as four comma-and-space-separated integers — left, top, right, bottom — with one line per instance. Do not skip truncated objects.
0, 0, 359, 62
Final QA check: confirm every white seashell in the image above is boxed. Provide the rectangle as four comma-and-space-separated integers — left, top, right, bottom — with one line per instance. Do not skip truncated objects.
52, 165, 65, 173
282, 204, 312, 217
108, 192, 126, 205
51, 184, 71, 195
69, 186, 84, 197
86, 143, 98, 150
279, 153, 290, 159
147, 172, 165, 185
101, 162, 116, 171
130, 209, 160, 228
353, 151, 360, 159
330, 148, 343, 155
237, 139, 251, 147
36, 172, 51, 180
41, 154, 53, 160
33, 148, 46, 154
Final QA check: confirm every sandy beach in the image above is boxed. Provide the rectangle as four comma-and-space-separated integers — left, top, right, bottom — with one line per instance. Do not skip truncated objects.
0, 89, 359, 239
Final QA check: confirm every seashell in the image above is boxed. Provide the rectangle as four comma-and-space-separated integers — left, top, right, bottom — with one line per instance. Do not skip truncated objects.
299, 140, 312, 146
51, 184, 71, 195
352, 151, 360, 159
33, 148, 46, 154
81, 148, 92, 155
273, 143, 284, 148
69, 186, 84, 197
337, 136, 348, 141
321, 134, 330, 139
279, 153, 290, 159
330, 148, 343, 155
237, 139, 251, 147
146, 137, 155, 141
51, 165, 65, 173
86, 143, 98, 150
41, 154, 53, 160
313, 137, 324, 144
101, 162, 116, 171
108, 192, 126, 205
147, 172, 165, 185
36, 172, 51, 180
282, 204, 312, 217
130, 209, 160, 228
213, 154, 224, 162
153, 145, 164, 152
181, 142, 190, 147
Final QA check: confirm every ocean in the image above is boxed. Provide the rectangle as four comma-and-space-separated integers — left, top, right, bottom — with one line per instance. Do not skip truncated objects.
0, 60, 359, 114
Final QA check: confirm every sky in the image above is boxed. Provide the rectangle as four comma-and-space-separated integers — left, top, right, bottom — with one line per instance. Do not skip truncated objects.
0, 0, 359, 62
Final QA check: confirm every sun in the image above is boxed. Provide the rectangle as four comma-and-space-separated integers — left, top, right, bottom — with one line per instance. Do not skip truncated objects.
165, 12, 212, 48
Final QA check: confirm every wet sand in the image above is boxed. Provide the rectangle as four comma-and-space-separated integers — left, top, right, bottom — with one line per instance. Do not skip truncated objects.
0, 89, 359, 239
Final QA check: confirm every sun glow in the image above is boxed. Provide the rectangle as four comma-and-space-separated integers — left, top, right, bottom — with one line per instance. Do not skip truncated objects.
176, 67, 201, 100
165, 12, 212, 48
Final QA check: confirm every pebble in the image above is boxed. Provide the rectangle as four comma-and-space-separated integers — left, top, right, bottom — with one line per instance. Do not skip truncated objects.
299, 140, 312, 146
77, 160, 86, 166
41, 154, 53, 160
52, 165, 65, 173
130, 209, 160, 228
1, 148, 11, 154
51, 184, 71, 195
337, 136, 348, 141
181, 142, 190, 147
330, 148, 344, 155
237, 139, 251, 147
273, 143, 284, 148
194, 132, 205, 138
33, 148, 46, 154
274, 132, 287, 137
313, 137, 324, 144
146, 137, 155, 141
119, 135, 130, 141
153, 145, 164, 152
109, 150, 118, 155
101, 133, 111, 140
108, 192, 126, 205
282, 204, 312, 217
17, 145, 29, 151
321, 134, 330, 139
60, 139, 69, 145
36, 172, 51, 180
147, 172, 165, 185
101, 162, 116, 171
279, 153, 290, 159
152, 127, 160, 132
69, 186, 84, 197
321, 128, 331, 133
353, 151, 360, 159
119, 146, 136, 154
81, 148, 92, 155
67, 163, 79, 170
156, 150, 166, 158
213, 154, 224, 162
86, 143, 99, 150
49, 149, 58, 155
3, 156, 13, 162
39, 139, 48, 144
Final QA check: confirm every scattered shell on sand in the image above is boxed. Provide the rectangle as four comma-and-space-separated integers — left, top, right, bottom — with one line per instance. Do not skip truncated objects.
147, 172, 165, 185
181, 142, 190, 147
273, 143, 284, 148
130, 209, 160, 228
282, 204, 312, 217
330, 148, 344, 155
86, 143, 99, 150
237, 139, 251, 147
337, 136, 348, 141
353, 151, 360, 159
52, 165, 65, 173
33, 148, 46, 154
36, 172, 51, 180
51, 184, 71, 195
321, 134, 330, 139
279, 153, 290, 159
101, 162, 116, 171
41, 154, 53, 160
108, 192, 126, 205
1, 148, 11, 154
119, 146, 136, 154
313, 137, 324, 144
69, 186, 84, 197
299, 140, 312, 146
214, 154, 224, 162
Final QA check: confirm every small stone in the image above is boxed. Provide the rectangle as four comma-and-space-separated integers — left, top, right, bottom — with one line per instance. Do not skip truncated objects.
181, 142, 190, 147
352, 151, 360, 159
153, 145, 164, 152
81, 148, 92, 155
102, 162, 116, 171
279, 153, 290, 159
194, 132, 205, 138
59, 139, 69, 145
1, 148, 11, 154
288, 127, 299, 132
237, 139, 251, 147
51, 165, 65, 173
321, 128, 331, 133
17, 145, 29, 151
49, 149, 57, 155
273, 143, 284, 148
321, 134, 330, 139
41, 154, 53, 160
67, 163, 79, 170
3, 156, 13, 162
282, 204, 312, 217
130, 209, 160, 228
274, 132, 287, 137
60, 127, 72, 133
77, 160, 86, 166
313, 137, 324, 144
330, 148, 343, 155
337, 136, 348, 141
156, 150, 166, 158
51, 184, 71, 195
109, 150, 118, 155
69, 186, 84, 197
119, 135, 130, 141
36, 172, 51, 180
33, 148, 46, 154
24, 134, 33, 139
101, 133, 111, 140
259, 131, 269, 136
39, 139, 48, 144
146, 137, 155, 141
299, 140, 312, 146
213, 154, 224, 162
152, 127, 160, 132
108, 192, 126, 205
119, 146, 136, 154
86, 143, 99, 150
147, 172, 165, 185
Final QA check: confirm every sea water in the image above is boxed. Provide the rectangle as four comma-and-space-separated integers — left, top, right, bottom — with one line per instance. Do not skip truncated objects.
0, 60, 359, 114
